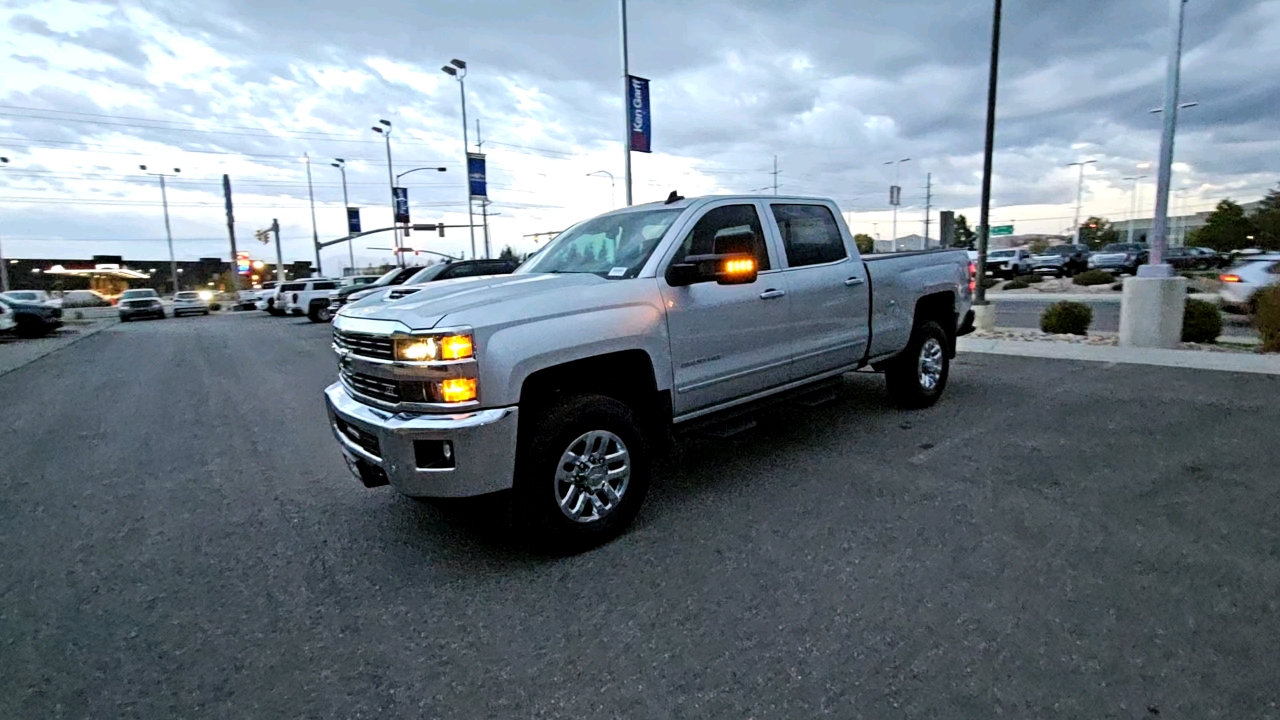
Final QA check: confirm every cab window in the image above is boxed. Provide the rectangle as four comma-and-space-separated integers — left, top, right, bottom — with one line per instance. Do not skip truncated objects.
770, 204, 847, 267
670, 204, 771, 271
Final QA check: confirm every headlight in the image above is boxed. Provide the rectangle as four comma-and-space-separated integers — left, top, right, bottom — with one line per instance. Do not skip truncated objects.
198, 290, 214, 301
394, 333, 474, 362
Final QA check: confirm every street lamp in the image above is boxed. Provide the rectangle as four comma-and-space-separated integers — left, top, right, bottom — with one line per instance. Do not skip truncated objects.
371, 119, 402, 266
0, 156, 9, 293
587, 170, 616, 208
395, 166, 448, 183
1122, 173, 1150, 243
302, 153, 321, 276
331, 158, 354, 272
1068, 159, 1097, 245
883, 158, 910, 249
441, 59, 478, 259
140, 164, 181, 295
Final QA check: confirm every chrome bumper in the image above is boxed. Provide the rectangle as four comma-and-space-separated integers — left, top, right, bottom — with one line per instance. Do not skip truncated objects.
324, 383, 518, 498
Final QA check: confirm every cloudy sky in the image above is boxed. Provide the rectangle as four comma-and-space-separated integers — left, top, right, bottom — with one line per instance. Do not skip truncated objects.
2, 0, 1279, 272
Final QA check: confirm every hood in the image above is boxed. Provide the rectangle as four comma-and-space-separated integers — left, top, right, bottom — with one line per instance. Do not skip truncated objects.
337, 273, 608, 330
1031, 254, 1066, 264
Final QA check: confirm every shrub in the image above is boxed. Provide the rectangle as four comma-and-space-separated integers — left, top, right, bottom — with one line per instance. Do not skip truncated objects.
1181, 299, 1222, 343
980, 277, 1001, 289
1040, 301, 1093, 335
1027, 274, 1045, 284
1004, 276, 1031, 290
1073, 269, 1115, 286
1254, 286, 1280, 353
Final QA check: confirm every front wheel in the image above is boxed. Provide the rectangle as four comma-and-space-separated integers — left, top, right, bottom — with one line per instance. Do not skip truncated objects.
513, 394, 651, 553
885, 320, 951, 409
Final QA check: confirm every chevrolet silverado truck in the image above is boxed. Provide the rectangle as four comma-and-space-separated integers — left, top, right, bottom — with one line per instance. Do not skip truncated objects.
326, 195, 975, 550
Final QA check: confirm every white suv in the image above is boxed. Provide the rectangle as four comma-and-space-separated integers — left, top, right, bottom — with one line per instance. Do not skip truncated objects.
280, 279, 342, 322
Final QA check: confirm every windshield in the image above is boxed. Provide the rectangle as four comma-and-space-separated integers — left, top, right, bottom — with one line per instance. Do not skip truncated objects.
175, 292, 199, 299
519, 208, 683, 278
1101, 243, 1140, 252
5, 291, 39, 300
1041, 245, 1076, 255
120, 289, 158, 299
405, 265, 448, 284
989, 250, 1015, 259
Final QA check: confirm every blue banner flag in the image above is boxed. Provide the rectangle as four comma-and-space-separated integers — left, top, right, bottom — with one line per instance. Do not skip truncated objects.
346, 207, 361, 234
628, 75, 651, 153
467, 153, 487, 199
393, 188, 409, 224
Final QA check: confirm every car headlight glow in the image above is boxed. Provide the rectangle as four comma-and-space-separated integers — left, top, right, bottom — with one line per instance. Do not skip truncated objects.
437, 378, 478, 403
198, 290, 214, 301
394, 333, 474, 362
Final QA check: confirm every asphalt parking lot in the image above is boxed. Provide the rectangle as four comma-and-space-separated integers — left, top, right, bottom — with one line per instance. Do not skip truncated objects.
2, 313, 1278, 718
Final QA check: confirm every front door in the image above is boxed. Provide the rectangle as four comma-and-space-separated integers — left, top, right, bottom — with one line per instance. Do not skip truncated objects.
659, 201, 792, 416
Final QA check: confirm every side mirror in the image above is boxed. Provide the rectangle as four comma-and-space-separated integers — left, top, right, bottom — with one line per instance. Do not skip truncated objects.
665, 253, 758, 287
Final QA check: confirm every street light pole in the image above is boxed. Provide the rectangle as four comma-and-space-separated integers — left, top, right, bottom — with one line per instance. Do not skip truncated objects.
883, 158, 910, 250
371, 121, 400, 266
1145, 0, 1190, 274
331, 159, 354, 274
1123, 174, 1149, 243
141, 165, 181, 295
620, 0, 633, 206
974, 0, 1003, 310
442, 60, 477, 259
0, 157, 9, 293
1069, 160, 1097, 245
304, 153, 321, 277
587, 170, 616, 208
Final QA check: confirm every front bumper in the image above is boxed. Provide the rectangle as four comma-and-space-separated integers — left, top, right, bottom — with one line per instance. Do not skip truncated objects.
119, 305, 164, 318
324, 383, 519, 498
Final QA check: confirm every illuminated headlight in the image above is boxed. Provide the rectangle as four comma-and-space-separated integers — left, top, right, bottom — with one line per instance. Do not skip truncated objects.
436, 378, 478, 403
197, 290, 214, 301
394, 333, 474, 362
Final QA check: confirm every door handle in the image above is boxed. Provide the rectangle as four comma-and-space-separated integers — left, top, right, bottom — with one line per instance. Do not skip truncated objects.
759, 289, 786, 300
844, 277, 866, 286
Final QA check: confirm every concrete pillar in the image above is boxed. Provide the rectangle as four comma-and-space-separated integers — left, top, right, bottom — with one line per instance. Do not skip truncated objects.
973, 303, 996, 332
1119, 276, 1187, 347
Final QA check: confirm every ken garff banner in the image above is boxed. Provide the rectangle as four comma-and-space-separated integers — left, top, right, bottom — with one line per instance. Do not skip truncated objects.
392, 188, 410, 224
467, 153, 487, 199
346, 207, 361, 234
628, 75, 651, 153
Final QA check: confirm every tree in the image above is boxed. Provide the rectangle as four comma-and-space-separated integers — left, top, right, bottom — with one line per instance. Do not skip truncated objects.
1027, 238, 1051, 254
1078, 217, 1120, 250
1249, 185, 1280, 251
1188, 199, 1255, 253
498, 245, 518, 260
954, 214, 977, 249
853, 233, 875, 254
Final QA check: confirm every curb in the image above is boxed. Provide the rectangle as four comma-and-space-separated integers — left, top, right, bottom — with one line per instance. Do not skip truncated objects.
958, 336, 1280, 376
0, 319, 117, 380
987, 293, 1220, 303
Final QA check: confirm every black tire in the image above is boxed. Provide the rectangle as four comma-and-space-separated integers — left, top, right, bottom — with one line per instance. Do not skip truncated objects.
119, 315, 129, 323
884, 320, 951, 410
512, 394, 651, 553
308, 303, 332, 323
15, 318, 46, 338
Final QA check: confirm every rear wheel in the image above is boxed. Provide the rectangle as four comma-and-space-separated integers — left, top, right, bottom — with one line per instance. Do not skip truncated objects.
513, 394, 651, 553
885, 320, 950, 409
308, 303, 332, 323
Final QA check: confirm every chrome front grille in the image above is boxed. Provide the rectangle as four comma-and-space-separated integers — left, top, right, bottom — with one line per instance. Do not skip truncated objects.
342, 370, 400, 403
334, 329, 395, 361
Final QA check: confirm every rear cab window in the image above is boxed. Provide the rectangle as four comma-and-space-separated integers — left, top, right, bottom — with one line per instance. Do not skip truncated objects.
770, 204, 848, 267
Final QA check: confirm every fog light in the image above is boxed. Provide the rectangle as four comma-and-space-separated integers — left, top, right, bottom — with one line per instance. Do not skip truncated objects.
437, 378, 477, 403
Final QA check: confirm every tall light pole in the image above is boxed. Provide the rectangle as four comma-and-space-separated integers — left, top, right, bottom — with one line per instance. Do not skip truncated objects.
303, 153, 321, 276
441, 60, 477, 259
0, 156, 9, 293
371, 120, 401, 266
1145, 0, 1190, 274
883, 158, 910, 249
973, 0, 1003, 311
619, 0, 633, 206
1068, 159, 1097, 245
1122, 173, 1149, 243
331, 159, 354, 274
140, 165, 181, 294
587, 170, 616, 208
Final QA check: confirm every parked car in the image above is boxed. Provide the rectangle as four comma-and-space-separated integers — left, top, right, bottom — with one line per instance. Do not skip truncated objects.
1219, 253, 1280, 313
172, 291, 211, 317
985, 248, 1031, 278
360, 259, 523, 305
118, 288, 166, 321
2, 290, 57, 307
256, 282, 285, 315
1030, 244, 1090, 277
277, 278, 342, 322
59, 290, 112, 308
326, 266, 425, 315
1089, 243, 1149, 275
0, 299, 15, 334
1166, 246, 1226, 270
326, 194, 975, 550
0, 295, 63, 337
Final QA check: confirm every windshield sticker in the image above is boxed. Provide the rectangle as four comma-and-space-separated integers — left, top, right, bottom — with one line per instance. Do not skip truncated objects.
608, 267, 628, 278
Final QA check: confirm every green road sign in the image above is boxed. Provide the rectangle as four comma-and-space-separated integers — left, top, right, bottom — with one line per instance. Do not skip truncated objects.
990, 225, 1014, 236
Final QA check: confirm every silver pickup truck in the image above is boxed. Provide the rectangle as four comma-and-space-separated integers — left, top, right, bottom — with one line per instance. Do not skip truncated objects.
326, 194, 975, 550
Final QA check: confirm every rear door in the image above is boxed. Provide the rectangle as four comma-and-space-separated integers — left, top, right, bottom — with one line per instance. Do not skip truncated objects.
658, 201, 792, 415
767, 202, 870, 380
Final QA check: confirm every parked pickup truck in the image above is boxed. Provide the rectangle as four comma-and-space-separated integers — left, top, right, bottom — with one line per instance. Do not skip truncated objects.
279, 278, 341, 322
326, 194, 974, 550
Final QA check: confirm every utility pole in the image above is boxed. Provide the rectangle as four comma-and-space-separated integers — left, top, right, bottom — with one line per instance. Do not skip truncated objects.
1069, 160, 1097, 245
223, 174, 240, 292
772, 156, 779, 195
620, 0, 633, 206
0, 156, 9, 293
304, 153, 321, 276
141, 165, 181, 295
271, 219, 285, 283
1146, 0, 1190, 272
974, 0, 1003, 308
923, 172, 933, 248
